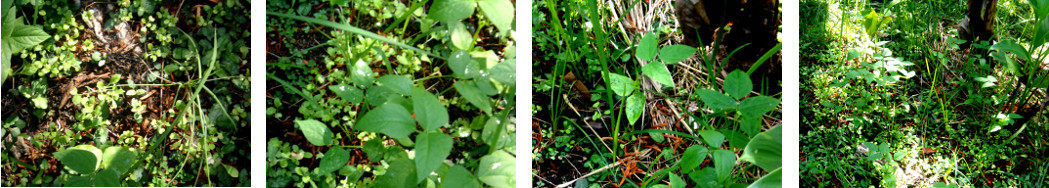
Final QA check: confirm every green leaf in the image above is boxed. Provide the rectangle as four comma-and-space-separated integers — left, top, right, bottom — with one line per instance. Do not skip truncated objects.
454, 81, 493, 115
351, 59, 376, 86
412, 87, 449, 132
363, 139, 385, 162
3, 23, 49, 53
625, 91, 645, 125
356, 103, 416, 139
738, 96, 780, 119
95, 169, 121, 186
442, 165, 481, 188
698, 130, 726, 149
713, 149, 736, 183
429, 0, 476, 22
295, 119, 333, 146
449, 50, 480, 79
377, 75, 413, 96
747, 168, 781, 188
2, 50, 10, 85
448, 21, 473, 50
54, 145, 102, 174
741, 116, 761, 137
415, 132, 453, 183
669, 173, 685, 188
100, 146, 137, 175
990, 40, 1031, 61
330, 85, 364, 103
739, 126, 782, 171
724, 70, 752, 100
689, 167, 720, 188
658, 45, 697, 64
488, 60, 516, 85
477, 0, 514, 34
316, 147, 349, 175
642, 62, 674, 87
374, 157, 417, 188
608, 72, 634, 97
637, 32, 658, 61
476, 150, 516, 188
679, 145, 709, 173
109, 74, 122, 85
328, 0, 349, 6
695, 89, 737, 111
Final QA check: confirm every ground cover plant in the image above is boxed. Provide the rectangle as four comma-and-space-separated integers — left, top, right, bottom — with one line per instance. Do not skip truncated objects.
1, 0, 251, 187
265, 0, 516, 187
801, 0, 1048, 187
532, 0, 782, 187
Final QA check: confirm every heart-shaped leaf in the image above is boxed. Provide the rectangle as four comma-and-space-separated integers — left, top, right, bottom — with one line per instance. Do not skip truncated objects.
295, 119, 333, 146
355, 103, 416, 139
712, 149, 736, 183
415, 132, 453, 183
636, 32, 658, 61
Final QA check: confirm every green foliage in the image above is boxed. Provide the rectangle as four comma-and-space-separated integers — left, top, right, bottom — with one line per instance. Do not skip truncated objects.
53, 145, 138, 186
1, 3, 50, 84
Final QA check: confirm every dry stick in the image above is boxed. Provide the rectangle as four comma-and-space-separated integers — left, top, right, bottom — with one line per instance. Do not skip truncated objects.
555, 157, 629, 188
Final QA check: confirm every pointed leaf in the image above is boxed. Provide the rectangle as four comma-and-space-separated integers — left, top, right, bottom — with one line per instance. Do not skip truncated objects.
695, 89, 737, 111
356, 103, 416, 139
642, 61, 674, 87
413, 87, 449, 132
331, 85, 364, 103
659, 45, 697, 64
679, 145, 709, 173
415, 132, 453, 183
608, 73, 634, 97
625, 91, 645, 125
738, 96, 780, 119
54, 145, 102, 174
698, 130, 726, 149
477, 0, 514, 33
442, 165, 482, 188
316, 147, 349, 175
739, 126, 782, 171
454, 81, 493, 115
476, 150, 516, 188
295, 119, 333, 146
101, 146, 137, 175
637, 32, 658, 61
712, 149, 736, 182
377, 75, 413, 96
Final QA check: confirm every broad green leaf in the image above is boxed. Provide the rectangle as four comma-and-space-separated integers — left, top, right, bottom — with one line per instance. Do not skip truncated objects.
637, 32, 658, 61
659, 45, 698, 64
454, 81, 493, 115
449, 50, 480, 79
669, 173, 685, 188
739, 126, 782, 171
415, 132, 453, 183
95, 169, 121, 186
724, 70, 752, 100
429, 0, 476, 22
698, 130, 726, 149
990, 40, 1031, 61
695, 89, 737, 111
412, 88, 449, 132
477, 0, 514, 34
356, 103, 416, 139
747, 168, 781, 188
625, 91, 644, 125
741, 116, 761, 137
100, 146, 137, 175
476, 150, 516, 188
679, 145, 709, 173
351, 59, 376, 86
295, 119, 333, 146
488, 60, 515, 85
608, 73, 634, 97
442, 165, 481, 188
689, 167, 720, 188
724, 129, 750, 149
738, 96, 780, 119
2, 50, 10, 85
330, 85, 364, 103
374, 157, 417, 188
54, 145, 102, 174
316, 147, 350, 175
642, 62, 674, 87
713, 149, 736, 183
448, 21, 473, 50
3, 23, 49, 53
377, 75, 413, 96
